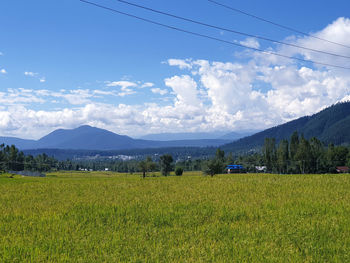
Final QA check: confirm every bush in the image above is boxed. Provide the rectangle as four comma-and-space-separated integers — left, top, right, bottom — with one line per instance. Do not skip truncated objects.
175, 167, 183, 176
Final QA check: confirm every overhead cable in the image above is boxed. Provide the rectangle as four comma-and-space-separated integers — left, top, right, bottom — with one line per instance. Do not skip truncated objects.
208, 0, 350, 49
114, 0, 350, 59
79, 0, 350, 70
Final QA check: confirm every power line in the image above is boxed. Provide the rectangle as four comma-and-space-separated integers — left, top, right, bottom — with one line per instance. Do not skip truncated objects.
114, 0, 350, 59
208, 0, 350, 49
79, 0, 350, 70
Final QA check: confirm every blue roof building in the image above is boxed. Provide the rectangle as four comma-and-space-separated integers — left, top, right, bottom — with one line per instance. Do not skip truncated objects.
226, 164, 244, 173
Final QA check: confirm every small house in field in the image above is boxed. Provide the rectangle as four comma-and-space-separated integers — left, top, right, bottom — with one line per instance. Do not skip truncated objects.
255, 166, 267, 172
226, 164, 244, 173
336, 166, 349, 173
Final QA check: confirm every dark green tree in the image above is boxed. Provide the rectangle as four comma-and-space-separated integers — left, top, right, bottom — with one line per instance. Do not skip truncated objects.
204, 159, 224, 177
262, 138, 276, 172
226, 152, 234, 165
277, 139, 289, 173
327, 145, 348, 167
175, 167, 183, 176
290, 131, 299, 160
309, 137, 325, 173
139, 156, 156, 178
215, 148, 225, 162
295, 136, 312, 173
159, 154, 173, 176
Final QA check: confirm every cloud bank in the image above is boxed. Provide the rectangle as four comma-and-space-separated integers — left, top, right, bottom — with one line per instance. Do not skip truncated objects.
1, 17, 350, 139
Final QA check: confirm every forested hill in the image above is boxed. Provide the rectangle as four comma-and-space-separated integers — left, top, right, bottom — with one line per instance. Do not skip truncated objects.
222, 102, 350, 153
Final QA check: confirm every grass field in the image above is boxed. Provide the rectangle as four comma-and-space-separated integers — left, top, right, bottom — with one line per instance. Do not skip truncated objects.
1, 171, 350, 262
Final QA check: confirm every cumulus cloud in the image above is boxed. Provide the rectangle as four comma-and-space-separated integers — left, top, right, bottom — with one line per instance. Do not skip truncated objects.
1, 17, 350, 138
165, 75, 201, 106
0, 89, 45, 105
275, 17, 350, 71
1, 69, 7, 74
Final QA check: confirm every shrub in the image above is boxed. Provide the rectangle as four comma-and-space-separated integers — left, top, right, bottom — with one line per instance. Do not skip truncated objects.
175, 167, 183, 176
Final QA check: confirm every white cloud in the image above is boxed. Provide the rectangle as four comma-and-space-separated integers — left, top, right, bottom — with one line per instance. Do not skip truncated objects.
106, 80, 137, 88
24, 71, 38, 77
276, 17, 350, 71
117, 87, 136, 97
0, 89, 45, 105
0, 69, 6, 74
93, 90, 117, 96
151, 88, 168, 95
141, 82, 154, 88
240, 37, 260, 49
1, 17, 350, 138
167, 59, 192, 70
106, 81, 138, 97
24, 71, 46, 82
165, 75, 201, 106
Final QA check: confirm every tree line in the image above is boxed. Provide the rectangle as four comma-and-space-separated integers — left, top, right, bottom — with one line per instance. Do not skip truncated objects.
0, 144, 58, 172
262, 131, 350, 173
2, 131, 350, 175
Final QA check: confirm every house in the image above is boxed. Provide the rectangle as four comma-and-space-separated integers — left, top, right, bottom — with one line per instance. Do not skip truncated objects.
336, 166, 349, 173
255, 166, 267, 172
226, 164, 244, 173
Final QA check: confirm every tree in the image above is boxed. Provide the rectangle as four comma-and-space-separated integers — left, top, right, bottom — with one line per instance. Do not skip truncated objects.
262, 138, 276, 172
226, 152, 234, 165
0, 144, 5, 171
204, 159, 224, 177
295, 136, 312, 173
138, 160, 147, 178
203, 149, 226, 177
309, 137, 325, 173
327, 145, 349, 167
159, 154, 173, 176
139, 156, 156, 178
215, 148, 225, 162
276, 139, 289, 173
290, 131, 299, 161
347, 151, 350, 167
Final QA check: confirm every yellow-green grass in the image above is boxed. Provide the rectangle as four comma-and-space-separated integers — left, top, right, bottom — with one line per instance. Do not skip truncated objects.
1, 172, 350, 262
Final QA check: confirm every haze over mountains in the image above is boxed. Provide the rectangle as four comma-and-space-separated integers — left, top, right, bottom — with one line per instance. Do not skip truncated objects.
138, 130, 256, 141
1, 102, 349, 154
0, 125, 236, 150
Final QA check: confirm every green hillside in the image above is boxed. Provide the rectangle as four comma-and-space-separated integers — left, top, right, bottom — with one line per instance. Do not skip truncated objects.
223, 102, 350, 153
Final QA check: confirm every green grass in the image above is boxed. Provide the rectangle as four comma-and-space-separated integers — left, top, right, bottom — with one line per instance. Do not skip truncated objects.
1, 172, 350, 262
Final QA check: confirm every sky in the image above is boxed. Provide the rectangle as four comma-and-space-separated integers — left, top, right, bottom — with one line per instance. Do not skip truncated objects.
1, 0, 350, 139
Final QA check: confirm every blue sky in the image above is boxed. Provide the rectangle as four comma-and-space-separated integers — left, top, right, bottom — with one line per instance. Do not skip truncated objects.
1, 0, 350, 139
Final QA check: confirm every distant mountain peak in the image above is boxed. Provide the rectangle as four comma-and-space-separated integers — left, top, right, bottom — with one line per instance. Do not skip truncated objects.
77, 125, 93, 129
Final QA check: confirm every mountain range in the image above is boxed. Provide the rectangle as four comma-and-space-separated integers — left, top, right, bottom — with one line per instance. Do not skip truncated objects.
0, 126, 233, 150
222, 102, 350, 153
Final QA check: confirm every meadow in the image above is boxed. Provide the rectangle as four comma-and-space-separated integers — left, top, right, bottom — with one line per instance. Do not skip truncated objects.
1, 171, 350, 262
